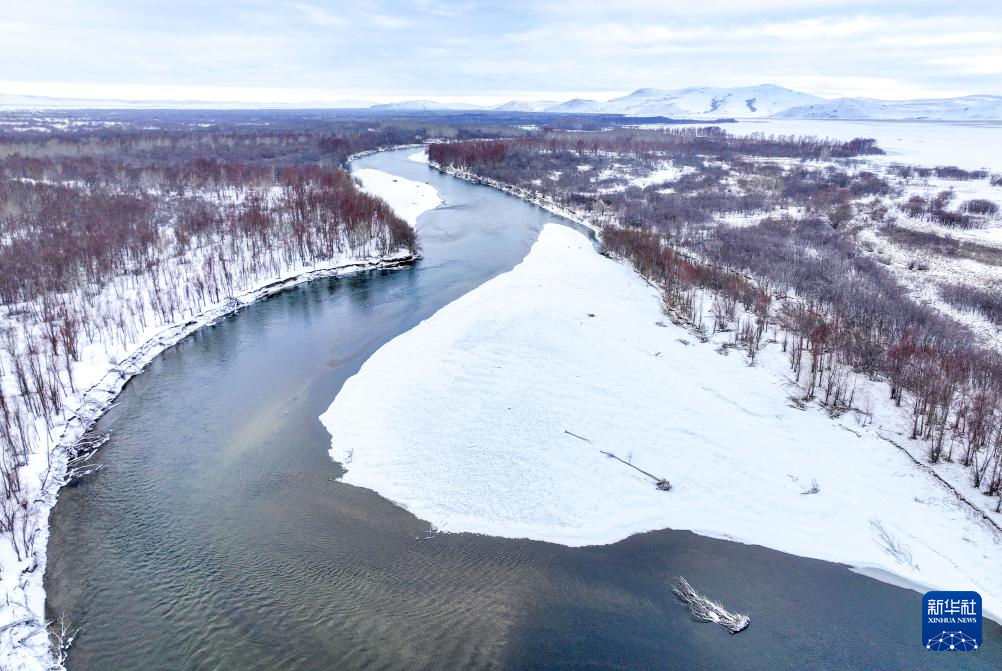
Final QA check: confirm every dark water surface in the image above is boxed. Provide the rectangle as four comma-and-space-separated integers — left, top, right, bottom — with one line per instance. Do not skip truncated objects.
46, 148, 1001, 670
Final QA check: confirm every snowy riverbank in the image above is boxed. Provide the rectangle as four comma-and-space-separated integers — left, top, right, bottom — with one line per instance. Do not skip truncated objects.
323, 223, 1002, 620
1, 166, 441, 671
430, 161, 605, 235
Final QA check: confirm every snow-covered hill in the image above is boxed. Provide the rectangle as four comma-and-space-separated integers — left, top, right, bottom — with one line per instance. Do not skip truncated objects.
539, 97, 602, 114
369, 99, 480, 111
587, 85, 824, 118
536, 85, 821, 118
507, 88, 1002, 121
776, 95, 1002, 121
492, 99, 560, 112
538, 88, 1002, 121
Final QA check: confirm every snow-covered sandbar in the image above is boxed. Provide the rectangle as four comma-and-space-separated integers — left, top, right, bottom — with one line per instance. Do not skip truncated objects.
323, 223, 1002, 618
353, 166, 441, 227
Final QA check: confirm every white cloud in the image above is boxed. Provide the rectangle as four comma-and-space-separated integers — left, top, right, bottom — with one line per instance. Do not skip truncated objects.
293, 3, 346, 27
0, 1, 998, 102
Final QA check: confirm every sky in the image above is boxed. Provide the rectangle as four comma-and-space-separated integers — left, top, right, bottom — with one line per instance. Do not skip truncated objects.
1, 0, 1000, 104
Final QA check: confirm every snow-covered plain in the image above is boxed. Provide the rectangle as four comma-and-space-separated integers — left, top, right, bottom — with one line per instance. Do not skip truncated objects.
324, 224, 1002, 619
727, 118, 1002, 172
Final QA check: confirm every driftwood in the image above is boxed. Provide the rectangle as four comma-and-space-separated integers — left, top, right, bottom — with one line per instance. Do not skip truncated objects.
599, 450, 672, 491
799, 479, 820, 495
563, 431, 671, 491
671, 577, 750, 634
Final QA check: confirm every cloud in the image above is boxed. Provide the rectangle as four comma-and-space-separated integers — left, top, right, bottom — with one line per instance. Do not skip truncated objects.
293, 3, 346, 27
1, 1, 999, 102
370, 14, 408, 29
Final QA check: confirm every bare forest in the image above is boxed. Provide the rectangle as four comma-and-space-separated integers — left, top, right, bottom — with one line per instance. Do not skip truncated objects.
430, 129, 1002, 512
0, 116, 495, 563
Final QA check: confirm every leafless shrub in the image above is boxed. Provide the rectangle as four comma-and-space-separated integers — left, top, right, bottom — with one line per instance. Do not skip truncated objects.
962, 199, 999, 216
870, 519, 918, 571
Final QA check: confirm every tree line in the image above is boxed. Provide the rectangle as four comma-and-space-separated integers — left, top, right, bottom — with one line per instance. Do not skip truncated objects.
0, 122, 429, 559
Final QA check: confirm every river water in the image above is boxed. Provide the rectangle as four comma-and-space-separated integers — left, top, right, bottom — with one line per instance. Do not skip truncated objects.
45, 148, 1002, 669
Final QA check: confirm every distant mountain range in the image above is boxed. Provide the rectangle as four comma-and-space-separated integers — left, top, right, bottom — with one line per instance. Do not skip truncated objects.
2, 85, 1001, 121
534, 85, 826, 118
772, 94, 1002, 121
495, 86, 1002, 121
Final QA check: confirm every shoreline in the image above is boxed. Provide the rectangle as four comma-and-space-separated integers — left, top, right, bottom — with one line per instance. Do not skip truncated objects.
5, 151, 441, 671
431, 159, 1002, 539
9, 252, 417, 670
429, 160, 604, 236
324, 220, 1002, 625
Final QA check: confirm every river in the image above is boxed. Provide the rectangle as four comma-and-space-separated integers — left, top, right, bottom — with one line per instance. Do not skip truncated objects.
44, 147, 1002, 670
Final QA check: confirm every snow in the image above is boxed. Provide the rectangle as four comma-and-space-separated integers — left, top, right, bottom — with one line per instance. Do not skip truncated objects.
352, 167, 442, 227
727, 118, 1002, 172
543, 98, 601, 114
6, 87, 999, 122
601, 85, 823, 118
407, 150, 429, 164
0, 166, 443, 671
629, 163, 695, 188
0, 251, 425, 671
363, 91, 1002, 121
539, 85, 823, 119
586, 161, 696, 194
776, 95, 1002, 122
547, 88, 1002, 122
368, 100, 480, 111
324, 223, 1002, 620
492, 100, 559, 113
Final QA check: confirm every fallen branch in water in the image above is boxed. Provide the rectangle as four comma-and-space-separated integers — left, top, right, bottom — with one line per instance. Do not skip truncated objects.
599, 450, 671, 491
671, 577, 750, 634
48, 614, 80, 666
63, 431, 110, 486
417, 522, 447, 541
